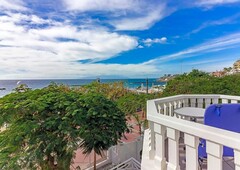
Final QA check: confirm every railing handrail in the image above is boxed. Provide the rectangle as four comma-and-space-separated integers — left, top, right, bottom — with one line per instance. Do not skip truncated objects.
151, 94, 240, 104
148, 111, 240, 150
219, 94, 240, 100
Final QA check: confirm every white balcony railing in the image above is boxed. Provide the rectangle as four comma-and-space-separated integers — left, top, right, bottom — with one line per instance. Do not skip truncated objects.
141, 94, 240, 170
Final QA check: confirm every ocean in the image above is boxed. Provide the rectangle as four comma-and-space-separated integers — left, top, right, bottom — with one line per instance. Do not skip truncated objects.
0, 79, 166, 97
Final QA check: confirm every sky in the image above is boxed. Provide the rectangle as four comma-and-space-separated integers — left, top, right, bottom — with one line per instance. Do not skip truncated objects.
1, 0, 240, 79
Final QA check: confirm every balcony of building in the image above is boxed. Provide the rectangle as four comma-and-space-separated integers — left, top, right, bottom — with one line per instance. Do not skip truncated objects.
141, 94, 240, 170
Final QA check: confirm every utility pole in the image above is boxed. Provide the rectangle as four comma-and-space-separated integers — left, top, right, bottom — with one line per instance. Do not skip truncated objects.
181, 60, 183, 74
146, 78, 149, 94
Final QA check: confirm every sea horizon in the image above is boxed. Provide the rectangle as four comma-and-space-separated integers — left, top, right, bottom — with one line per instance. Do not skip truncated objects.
0, 78, 166, 97
0, 77, 159, 80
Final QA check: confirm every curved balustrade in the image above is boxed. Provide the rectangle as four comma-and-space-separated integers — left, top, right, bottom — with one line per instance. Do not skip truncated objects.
151, 94, 240, 117
141, 94, 240, 170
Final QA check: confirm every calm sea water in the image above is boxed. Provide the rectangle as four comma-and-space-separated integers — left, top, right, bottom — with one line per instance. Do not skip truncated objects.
0, 79, 166, 97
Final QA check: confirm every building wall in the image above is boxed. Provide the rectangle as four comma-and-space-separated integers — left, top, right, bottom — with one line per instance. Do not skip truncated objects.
233, 60, 240, 72
110, 136, 143, 165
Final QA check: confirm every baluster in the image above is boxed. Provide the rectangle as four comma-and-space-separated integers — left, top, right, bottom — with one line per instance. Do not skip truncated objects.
164, 103, 168, 115
156, 103, 160, 113
206, 141, 223, 170
190, 98, 196, 107
183, 98, 189, 107
167, 127, 180, 170
154, 123, 167, 169
169, 102, 173, 116
231, 99, 238, 103
212, 98, 219, 104
173, 101, 178, 117
221, 98, 228, 104
184, 134, 198, 170
158, 104, 162, 114
178, 100, 182, 108
234, 149, 240, 170
198, 98, 203, 108
205, 98, 211, 108
173, 101, 177, 109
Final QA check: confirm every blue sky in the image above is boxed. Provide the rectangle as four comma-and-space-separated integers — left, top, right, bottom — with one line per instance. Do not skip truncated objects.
1, 0, 240, 79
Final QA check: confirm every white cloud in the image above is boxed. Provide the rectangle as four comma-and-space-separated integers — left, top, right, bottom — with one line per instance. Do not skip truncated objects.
0, 61, 158, 79
0, 13, 138, 61
197, 0, 240, 6
184, 57, 236, 66
29, 26, 138, 62
0, 13, 155, 79
62, 0, 140, 12
183, 58, 235, 73
29, 15, 52, 25
153, 58, 236, 75
0, 0, 27, 11
196, 60, 235, 72
143, 37, 167, 47
145, 32, 240, 64
62, 0, 171, 31
0, 12, 62, 28
111, 5, 170, 31
188, 13, 240, 35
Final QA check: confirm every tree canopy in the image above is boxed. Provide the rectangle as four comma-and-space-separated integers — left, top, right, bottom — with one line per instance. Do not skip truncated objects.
0, 84, 127, 170
162, 69, 240, 96
78, 81, 128, 101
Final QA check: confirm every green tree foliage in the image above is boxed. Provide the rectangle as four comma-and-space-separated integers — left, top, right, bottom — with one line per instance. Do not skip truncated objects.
162, 69, 240, 96
116, 93, 140, 116
74, 92, 127, 170
79, 81, 161, 134
116, 93, 155, 134
0, 84, 127, 170
78, 81, 128, 101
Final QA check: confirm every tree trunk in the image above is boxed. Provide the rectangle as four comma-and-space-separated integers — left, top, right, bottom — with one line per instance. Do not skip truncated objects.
138, 123, 142, 135
142, 110, 146, 118
94, 151, 97, 170
47, 155, 57, 170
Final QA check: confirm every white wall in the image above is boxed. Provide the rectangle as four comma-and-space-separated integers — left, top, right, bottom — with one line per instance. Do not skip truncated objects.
111, 136, 143, 165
